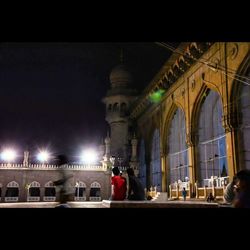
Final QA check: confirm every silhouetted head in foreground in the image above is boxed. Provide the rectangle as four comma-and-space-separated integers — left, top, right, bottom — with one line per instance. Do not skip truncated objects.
235, 170, 250, 192
112, 167, 120, 176
233, 169, 250, 208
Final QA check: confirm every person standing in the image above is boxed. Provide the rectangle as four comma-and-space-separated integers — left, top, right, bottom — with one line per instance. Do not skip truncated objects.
182, 187, 187, 201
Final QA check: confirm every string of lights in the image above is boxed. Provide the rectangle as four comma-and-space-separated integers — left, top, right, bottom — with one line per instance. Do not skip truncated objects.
156, 42, 250, 85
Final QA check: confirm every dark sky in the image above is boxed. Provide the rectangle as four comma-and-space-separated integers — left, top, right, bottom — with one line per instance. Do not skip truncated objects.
0, 42, 174, 162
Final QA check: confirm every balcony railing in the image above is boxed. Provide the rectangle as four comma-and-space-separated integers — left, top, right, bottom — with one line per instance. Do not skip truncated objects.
0, 163, 105, 171
43, 196, 56, 202
74, 196, 86, 201
27, 197, 40, 202
89, 197, 101, 201
5, 197, 19, 202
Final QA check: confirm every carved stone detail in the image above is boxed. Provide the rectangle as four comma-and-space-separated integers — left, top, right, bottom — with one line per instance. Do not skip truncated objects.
209, 57, 220, 73
222, 113, 238, 133
230, 43, 238, 60
191, 79, 196, 91
181, 88, 185, 97
186, 132, 194, 147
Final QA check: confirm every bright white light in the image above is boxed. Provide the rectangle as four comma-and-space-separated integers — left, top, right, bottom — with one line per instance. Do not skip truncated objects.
81, 149, 97, 164
37, 151, 49, 162
1, 149, 17, 162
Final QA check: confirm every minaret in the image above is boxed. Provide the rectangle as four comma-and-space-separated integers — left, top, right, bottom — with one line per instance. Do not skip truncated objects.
102, 51, 138, 163
101, 133, 111, 170
104, 133, 111, 161
99, 138, 105, 161
130, 133, 138, 162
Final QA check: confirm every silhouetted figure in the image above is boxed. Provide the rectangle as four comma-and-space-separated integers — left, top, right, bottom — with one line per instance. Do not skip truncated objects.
54, 154, 73, 208
182, 187, 187, 201
224, 170, 250, 208
232, 170, 250, 208
126, 168, 145, 201
111, 167, 127, 200
207, 192, 215, 202
147, 195, 153, 200
224, 175, 238, 203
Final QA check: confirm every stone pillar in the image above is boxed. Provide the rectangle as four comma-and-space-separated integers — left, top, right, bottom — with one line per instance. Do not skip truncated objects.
102, 135, 112, 170
130, 135, 137, 162
161, 154, 167, 192
105, 135, 111, 160
186, 132, 196, 197
222, 113, 238, 181
23, 151, 29, 167
130, 135, 139, 176
99, 143, 105, 160
224, 131, 237, 180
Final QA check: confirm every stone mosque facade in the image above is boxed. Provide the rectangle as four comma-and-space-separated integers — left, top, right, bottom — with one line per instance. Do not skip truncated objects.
0, 42, 249, 203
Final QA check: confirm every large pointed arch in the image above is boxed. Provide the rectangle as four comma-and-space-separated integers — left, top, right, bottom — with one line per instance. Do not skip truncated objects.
166, 107, 188, 185
193, 87, 228, 185
149, 128, 161, 191
191, 84, 213, 182
230, 52, 250, 170
162, 102, 180, 154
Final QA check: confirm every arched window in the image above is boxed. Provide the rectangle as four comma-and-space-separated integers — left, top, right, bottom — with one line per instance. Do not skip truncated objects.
197, 89, 228, 186
167, 108, 188, 185
108, 104, 112, 111
237, 78, 250, 169
120, 103, 127, 116
5, 181, 19, 202
139, 139, 146, 189
28, 181, 41, 201
89, 182, 101, 201
113, 103, 119, 112
44, 181, 56, 201
75, 181, 86, 201
150, 129, 162, 191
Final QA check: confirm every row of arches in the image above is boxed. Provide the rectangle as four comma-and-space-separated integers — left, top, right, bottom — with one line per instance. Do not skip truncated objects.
0, 181, 102, 202
107, 102, 127, 114
138, 73, 250, 191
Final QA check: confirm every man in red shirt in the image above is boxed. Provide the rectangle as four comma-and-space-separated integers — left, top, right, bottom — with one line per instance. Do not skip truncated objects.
111, 167, 127, 200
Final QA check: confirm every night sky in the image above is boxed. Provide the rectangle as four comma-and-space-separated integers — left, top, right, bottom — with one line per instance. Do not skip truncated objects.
0, 42, 174, 162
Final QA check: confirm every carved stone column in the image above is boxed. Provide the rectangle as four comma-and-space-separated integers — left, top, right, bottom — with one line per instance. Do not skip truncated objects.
222, 113, 238, 179
129, 135, 139, 176
185, 130, 196, 197
23, 151, 29, 167
161, 154, 167, 192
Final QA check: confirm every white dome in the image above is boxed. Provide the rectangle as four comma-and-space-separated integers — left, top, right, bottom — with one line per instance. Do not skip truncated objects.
110, 64, 132, 87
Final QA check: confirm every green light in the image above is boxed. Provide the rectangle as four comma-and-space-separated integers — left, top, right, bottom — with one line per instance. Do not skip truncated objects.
149, 89, 165, 103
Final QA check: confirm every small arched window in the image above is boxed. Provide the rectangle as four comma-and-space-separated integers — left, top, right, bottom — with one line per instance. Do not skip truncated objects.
44, 181, 56, 201
29, 181, 41, 197
75, 181, 87, 201
113, 103, 119, 112
5, 181, 19, 201
120, 103, 127, 116
89, 182, 101, 201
